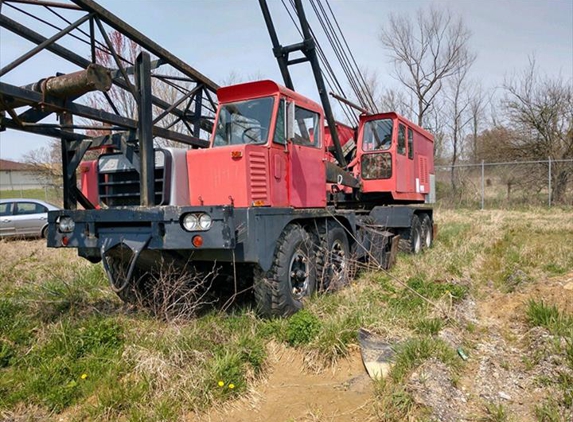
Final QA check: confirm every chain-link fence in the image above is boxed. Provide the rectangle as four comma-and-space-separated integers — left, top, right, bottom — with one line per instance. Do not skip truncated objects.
436, 159, 573, 209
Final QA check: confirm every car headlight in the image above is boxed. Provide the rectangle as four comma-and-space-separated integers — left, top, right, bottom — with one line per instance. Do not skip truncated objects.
198, 214, 212, 230
182, 213, 212, 231
58, 216, 75, 233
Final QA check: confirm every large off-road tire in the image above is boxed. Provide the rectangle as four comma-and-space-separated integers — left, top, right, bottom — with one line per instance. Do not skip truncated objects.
399, 214, 422, 254
420, 214, 433, 249
253, 224, 316, 317
104, 255, 150, 306
315, 220, 351, 291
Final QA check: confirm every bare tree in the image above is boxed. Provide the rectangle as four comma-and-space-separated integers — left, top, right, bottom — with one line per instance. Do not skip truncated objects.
22, 139, 61, 188
468, 83, 488, 163
503, 58, 573, 203
444, 68, 474, 193
379, 5, 475, 127
88, 30, 200, 148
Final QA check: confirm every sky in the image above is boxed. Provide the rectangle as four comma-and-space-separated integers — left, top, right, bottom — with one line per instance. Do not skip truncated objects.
0, 0, 572, 161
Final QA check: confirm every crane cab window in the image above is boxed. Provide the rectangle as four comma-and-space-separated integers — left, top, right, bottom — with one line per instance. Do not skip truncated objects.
362, 119, 393, 152
213, 97, 274, 146
408, 128, 414, 159
397, 124, 406, 155
292, 106, 320, 147
273, 100, 286, 145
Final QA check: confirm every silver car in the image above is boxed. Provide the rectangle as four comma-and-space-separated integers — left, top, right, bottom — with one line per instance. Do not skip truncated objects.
0, 198, 60, 238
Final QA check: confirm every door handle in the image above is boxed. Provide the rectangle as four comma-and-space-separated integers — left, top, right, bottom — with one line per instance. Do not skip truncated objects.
1, 219, 11, 222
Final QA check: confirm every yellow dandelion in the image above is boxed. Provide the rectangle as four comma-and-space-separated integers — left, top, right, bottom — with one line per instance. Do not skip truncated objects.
228, 383, 235, 389
80, 373, 88, 380
218, 381, 224, 387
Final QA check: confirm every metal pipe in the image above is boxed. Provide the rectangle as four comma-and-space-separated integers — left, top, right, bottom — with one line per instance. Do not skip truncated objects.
28, 63, 112, 98
330, 91, 370, 115
548, 156, 552, 207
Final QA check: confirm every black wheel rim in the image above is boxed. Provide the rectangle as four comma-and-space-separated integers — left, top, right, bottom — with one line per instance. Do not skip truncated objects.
329, 238, 347, 284
290, 249, 309, 300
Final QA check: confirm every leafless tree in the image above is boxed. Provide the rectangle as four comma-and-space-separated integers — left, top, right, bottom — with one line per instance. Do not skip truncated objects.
379, 5, 476, 127
444, 68, 474, 193
468, 83, 488, 163
502, 58, 573, 203
87, 30, 200, 148
22, 139, 61, 188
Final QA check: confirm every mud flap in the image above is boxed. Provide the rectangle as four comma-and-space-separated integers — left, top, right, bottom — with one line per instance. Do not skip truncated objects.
100, 235, 151, 293
370, 231, 400, 270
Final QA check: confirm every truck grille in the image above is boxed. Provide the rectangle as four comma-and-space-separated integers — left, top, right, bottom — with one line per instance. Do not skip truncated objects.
97, 152, 168, 207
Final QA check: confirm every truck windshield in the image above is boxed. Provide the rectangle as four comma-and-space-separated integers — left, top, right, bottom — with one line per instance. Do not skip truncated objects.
213, 97, 274, 146
362, 119, 393, 152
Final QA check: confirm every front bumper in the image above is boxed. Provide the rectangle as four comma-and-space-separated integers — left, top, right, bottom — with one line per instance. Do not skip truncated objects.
47, 205, 236, 256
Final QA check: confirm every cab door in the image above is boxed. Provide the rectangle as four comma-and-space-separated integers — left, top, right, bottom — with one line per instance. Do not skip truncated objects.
395, 123, 415, 193
287, 104, 326, 208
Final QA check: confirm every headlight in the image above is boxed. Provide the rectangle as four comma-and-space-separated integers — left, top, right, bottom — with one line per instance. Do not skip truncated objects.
58, 216, 75, 233
198, 214, 212, 230
182, 213, 199, 231
182, 213, 212, 232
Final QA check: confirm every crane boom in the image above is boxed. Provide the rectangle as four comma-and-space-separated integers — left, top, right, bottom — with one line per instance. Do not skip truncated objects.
258, 0, 347, 168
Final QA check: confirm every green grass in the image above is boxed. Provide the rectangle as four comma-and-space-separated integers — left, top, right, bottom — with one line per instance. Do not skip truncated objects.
526, 300, 573, 338
526, 299, 573, 417
0, 208, 572, 420
0, 187, 62, 205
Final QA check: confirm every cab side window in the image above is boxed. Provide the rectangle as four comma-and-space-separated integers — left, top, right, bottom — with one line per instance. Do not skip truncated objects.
293, 106, 320, 147
273, 100, 286, 145
408, 128, 414, 159
397, 124, 406, 155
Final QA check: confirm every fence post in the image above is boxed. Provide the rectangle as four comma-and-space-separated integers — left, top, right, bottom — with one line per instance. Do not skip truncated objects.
481, 160, 485, 210
548, 157, 552, 207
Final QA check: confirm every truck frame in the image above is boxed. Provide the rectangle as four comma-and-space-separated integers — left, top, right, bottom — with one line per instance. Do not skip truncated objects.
0, 0, 434, 317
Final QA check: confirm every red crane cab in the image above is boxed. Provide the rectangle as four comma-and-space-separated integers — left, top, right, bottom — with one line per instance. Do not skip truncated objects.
352, 112, 435, 203
186, 80, 328, 209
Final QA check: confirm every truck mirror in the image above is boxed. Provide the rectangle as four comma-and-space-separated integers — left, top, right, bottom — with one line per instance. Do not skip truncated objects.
286, 101, 295, 141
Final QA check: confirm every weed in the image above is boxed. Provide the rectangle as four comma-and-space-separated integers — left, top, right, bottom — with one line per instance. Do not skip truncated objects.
526, 300, 573, 337
483, 402, 509, 422
285, 309, 322, 346
373, 378, 418, 422
534, 398, 563, 422
391, 337, 458, 382
414, 318, 444, 335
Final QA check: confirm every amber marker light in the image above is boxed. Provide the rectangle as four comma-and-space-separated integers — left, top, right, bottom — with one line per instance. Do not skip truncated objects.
192, 235, 204, 247
231, 150, 243, 159
252, 200, 266, 207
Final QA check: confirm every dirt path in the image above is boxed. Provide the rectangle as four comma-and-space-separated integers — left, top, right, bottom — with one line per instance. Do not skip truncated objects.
200, 344, 374, 422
